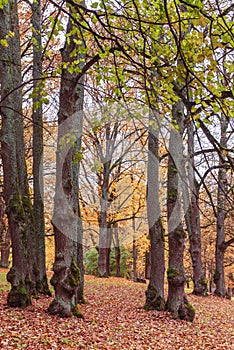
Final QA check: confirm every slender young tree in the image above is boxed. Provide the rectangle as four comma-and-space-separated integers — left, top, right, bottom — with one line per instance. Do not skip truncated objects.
31, 0, 50, 295
214, 115, 229, 297
183, 120, 207, 296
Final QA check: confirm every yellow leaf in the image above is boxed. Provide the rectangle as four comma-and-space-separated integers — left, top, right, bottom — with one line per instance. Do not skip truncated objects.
0, 39, 8, 47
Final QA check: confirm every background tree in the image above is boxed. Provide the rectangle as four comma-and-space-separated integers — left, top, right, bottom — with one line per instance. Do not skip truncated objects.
31, 0, 50, 295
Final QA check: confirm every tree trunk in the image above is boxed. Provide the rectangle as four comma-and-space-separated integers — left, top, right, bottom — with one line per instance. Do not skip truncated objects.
145, 250, 150, 280
0, 229, 10, 268
113, 223, 121, 277
184, 122, 207, 295
145, 113, 165, 311
48, 13, 84, 318
98, 153, 111, 276
31, 0, 50, 296
133, 234, 137, 280
215, 116, 229, 297
166, 101, 195, 322
0, 0, 37, 307
97, 121, 119, 277
0, 196, 10, 268
106, 224, 112, 277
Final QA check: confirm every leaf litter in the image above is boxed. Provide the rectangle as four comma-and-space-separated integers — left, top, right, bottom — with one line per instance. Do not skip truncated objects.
0, 275, 233, 349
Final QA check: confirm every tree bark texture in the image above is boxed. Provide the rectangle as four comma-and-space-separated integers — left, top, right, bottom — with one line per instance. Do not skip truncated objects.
184, 121, 207, 295
113, 223, 121, 277
0, 196, 10, 268
145, 114, 165, 311
48, 14, 84, 317
0, 0, 37, 307
166, 101, 195, 322
31, 0, 50, 296
98, 123, 118, 277
215, 116, 229, 297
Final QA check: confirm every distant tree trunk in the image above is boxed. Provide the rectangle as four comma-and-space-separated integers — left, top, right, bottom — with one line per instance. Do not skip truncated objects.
0, 229, 10, 268
0, 195, 5, 242
215, 116, 229, 297
166, 101, 195, 322
184, 121, 207, 296
106, 223, 112, 276
145, 112, 165, 311
0, 196, 9, 267
0, 0, 37, 307
48, 13, 84, 318
133, 234, 137, 280
98, 123, 118, 277
31, 0, 50, 296
98, 161, 110, 277
113, 223, 121, 277
145, 250, 150, 280
77, 202, 85, 303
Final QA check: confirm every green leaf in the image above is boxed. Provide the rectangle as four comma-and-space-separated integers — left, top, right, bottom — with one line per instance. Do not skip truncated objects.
91, 2, 98, 9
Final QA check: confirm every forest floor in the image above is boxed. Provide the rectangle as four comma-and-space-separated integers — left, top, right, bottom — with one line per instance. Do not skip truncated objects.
0, 271, 233, 349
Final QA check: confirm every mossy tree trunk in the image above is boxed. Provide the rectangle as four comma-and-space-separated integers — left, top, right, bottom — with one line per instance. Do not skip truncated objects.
48, 12, 84, 317
145, 112, 165, 311
215, 116, 229, 297
0, 0, 37, 307
166, 101, 195, 322
31, 0, 50, 296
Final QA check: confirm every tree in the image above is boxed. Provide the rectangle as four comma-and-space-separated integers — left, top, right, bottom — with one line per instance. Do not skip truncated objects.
48, 7, 85, 317
214, 115, 229, 297
0, 0, 37, 307
183, 118, 207, 296
166, 101, 195, 322
31, 0, 50, 295
145, 109, 165, 311
0, 195, 10, 268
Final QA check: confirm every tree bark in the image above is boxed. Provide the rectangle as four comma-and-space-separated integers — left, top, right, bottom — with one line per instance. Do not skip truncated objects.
31, 0, 50, 296
215, 116, 229, 297
133, 234, 137, 280
166, 101, 195, 322
0, 229, 10, 268
98, 161, 110, 277
113, 223, 121, 277
0, 0, 37, 307
145, 112, 165, 311
48, 13, 84, 317
0, 196, 10, 268
184, 121, 207, 295
98, 123, 118, 277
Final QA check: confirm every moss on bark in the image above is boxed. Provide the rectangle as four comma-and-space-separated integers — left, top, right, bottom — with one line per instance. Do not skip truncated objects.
144, 284, 165, 311
7, 284, 31, 308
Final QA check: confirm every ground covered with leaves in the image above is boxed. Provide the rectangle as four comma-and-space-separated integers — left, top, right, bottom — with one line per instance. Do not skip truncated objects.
0, 274, 233, 349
